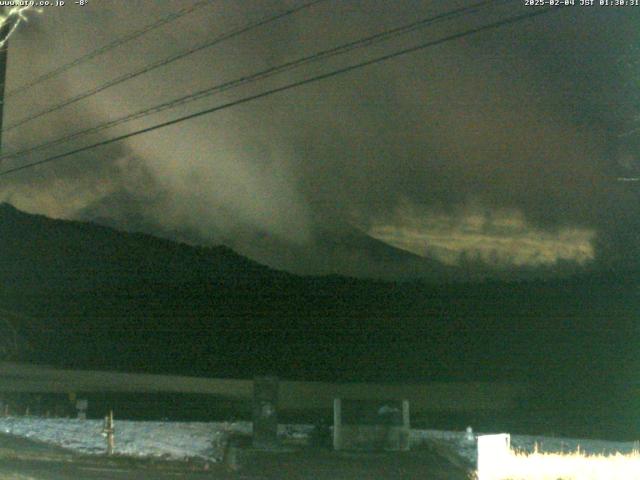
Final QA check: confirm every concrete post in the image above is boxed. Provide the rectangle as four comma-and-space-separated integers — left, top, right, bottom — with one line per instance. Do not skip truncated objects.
76, 399, 88, 420
252, 376, 279, 450
333, 398, 342, 451
400, 399, 410, 451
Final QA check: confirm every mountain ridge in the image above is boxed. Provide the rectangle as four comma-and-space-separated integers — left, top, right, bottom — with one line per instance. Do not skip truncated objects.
0, 203, 636, 388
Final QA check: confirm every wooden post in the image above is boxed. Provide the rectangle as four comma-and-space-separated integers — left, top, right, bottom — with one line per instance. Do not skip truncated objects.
102, 410, 115, 455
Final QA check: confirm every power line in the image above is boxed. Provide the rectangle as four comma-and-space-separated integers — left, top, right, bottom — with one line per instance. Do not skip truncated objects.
2, 0, 329, 133
0, 0, 504, 164
0, 6, 562, 179
0, 0, 212, 99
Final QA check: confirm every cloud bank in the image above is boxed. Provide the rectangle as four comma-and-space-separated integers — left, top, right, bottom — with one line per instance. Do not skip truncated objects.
1, 0, 638, 278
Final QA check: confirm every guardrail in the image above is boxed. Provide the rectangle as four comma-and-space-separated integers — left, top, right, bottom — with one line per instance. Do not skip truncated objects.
0, 362, 529, 413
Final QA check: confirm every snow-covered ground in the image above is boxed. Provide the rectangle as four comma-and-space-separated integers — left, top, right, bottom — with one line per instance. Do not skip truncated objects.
0, 416, 637, 466
0, 417, 318, 461
411, 429, 640, 466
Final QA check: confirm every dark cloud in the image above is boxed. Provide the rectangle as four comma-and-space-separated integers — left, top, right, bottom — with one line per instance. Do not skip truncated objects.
1, 1, 638, 278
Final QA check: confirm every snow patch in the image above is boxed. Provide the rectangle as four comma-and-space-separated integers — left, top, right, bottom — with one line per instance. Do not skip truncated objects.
411, 429, 639, 465
0, 417, 635, 466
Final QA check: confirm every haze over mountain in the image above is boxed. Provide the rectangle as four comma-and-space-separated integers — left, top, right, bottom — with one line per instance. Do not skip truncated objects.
73, 191, 593, 283
73, 191, 461, 281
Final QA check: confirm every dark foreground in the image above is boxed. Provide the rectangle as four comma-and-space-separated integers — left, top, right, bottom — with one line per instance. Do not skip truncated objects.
0, 433, 471, 479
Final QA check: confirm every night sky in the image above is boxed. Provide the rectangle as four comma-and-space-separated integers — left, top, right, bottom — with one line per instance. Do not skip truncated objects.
0, 0, 639, 280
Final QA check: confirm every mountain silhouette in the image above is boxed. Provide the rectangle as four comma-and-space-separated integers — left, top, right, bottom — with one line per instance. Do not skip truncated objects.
0, 202, 638, 437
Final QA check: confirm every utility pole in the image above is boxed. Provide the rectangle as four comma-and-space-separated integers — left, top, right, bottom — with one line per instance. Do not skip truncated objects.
0, 8, 12, 154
